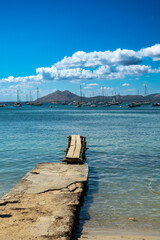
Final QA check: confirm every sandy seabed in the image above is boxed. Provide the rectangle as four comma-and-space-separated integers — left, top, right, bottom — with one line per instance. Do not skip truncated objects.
77, 228, 160, 240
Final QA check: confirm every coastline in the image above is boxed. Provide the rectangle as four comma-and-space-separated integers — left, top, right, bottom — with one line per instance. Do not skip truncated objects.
76, 228, 160, 240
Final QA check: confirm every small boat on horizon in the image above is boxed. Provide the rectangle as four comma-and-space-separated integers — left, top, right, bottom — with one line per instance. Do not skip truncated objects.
30, 102, 43, 106
128, 102, 141, 108
13, 102, 22, 107
128, 103, 136, 108
83, 102, 91, 106
13, 90, 22, 107
142, 101, 151, 105
102, 103, 111, 107
152, 102, 160, 106
90, 104, 97, 107
75, 102, 82, 107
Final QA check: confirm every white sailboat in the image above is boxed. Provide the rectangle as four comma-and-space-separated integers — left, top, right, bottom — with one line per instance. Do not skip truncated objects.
14, 90, 22, 107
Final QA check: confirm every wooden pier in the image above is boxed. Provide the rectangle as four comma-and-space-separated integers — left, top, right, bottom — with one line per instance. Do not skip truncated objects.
63, 135, 87, 163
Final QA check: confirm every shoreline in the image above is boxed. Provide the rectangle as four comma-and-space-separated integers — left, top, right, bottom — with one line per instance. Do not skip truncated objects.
76, 228, 160, 240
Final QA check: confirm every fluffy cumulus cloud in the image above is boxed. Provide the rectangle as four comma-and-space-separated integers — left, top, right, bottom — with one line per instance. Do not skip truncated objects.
54, 48, 142, 69
139, 44, 160, 61
0, 74, 43, 83
1, 44, 160, 84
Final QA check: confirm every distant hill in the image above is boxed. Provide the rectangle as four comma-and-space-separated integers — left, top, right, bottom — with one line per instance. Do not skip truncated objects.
146, 93, 160, 101
38, 90, 160, 103
38, 90, 81, 103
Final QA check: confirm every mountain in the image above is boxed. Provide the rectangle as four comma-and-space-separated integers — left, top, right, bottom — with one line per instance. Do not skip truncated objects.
38, 90, 81, 102
146, 93, 160, 101
38, 90, 160, 103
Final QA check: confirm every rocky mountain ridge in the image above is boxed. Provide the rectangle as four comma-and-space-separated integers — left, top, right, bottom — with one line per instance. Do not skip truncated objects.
38, 90, 160, 103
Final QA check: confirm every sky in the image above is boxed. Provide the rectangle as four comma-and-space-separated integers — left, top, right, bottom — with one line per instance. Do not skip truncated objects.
0, 0, 160, 101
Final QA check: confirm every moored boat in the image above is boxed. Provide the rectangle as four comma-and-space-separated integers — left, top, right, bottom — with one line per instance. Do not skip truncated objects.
152, 102, 160, 106
13, 90, 22, 107
13, 102, 22, 107
102, 103, 111, 107
90, 104, 97, 107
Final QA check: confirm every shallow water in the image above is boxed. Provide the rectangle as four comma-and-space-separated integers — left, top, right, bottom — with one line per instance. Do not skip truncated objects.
0, 103, 160, 231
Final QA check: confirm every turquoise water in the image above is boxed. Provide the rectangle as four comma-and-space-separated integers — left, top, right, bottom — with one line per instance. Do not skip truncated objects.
0, 104, 160, 232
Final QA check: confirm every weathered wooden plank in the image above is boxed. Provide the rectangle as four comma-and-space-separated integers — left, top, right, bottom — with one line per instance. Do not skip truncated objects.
63, 135, 87, 163
66, 135, 76, 158
73, 135, 82, 158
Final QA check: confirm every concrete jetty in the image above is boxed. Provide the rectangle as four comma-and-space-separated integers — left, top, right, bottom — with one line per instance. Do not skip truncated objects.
0, 163, 88, 240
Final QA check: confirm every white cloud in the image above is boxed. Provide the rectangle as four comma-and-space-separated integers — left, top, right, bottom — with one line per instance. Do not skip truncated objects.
100, 86, 113, 91
55, 48, 142, 69
116, 65, 152, 75
86, 83, 99, 86
122, 83, 130, 86
84, 83, 99, 89
0, 82, 45, 100
0, 74, 43, 83
84, 86, 92, 89
139, 44, 160, 61
1, 44, 160, 85
35, 64, 160, 82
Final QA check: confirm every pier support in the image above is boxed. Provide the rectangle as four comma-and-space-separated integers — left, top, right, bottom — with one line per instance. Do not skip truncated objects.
0, 163, 88, 240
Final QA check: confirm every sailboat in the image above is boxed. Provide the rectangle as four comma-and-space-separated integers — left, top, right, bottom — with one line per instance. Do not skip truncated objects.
142, 84, 151, 105
13, 90, 22, 107
30, 88, 43, 106
152, 102, 160, 106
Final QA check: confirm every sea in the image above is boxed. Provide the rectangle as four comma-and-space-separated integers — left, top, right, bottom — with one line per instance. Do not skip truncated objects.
0, 103, 160, 233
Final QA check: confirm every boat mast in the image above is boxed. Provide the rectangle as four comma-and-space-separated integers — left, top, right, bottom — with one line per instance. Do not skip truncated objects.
144, 83, 148, 96
30, 91, 32, 102
80, 85, 82, 104
17, 90, 20, 103
37, 88, 39, 103
102, 86, 104, 103
26, 94, 28, 102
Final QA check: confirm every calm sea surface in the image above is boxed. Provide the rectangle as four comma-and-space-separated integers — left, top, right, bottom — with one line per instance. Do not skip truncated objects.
0, 104, 160, 232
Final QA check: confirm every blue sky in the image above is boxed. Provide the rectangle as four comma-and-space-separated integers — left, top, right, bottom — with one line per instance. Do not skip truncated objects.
0, 0, 160, 101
